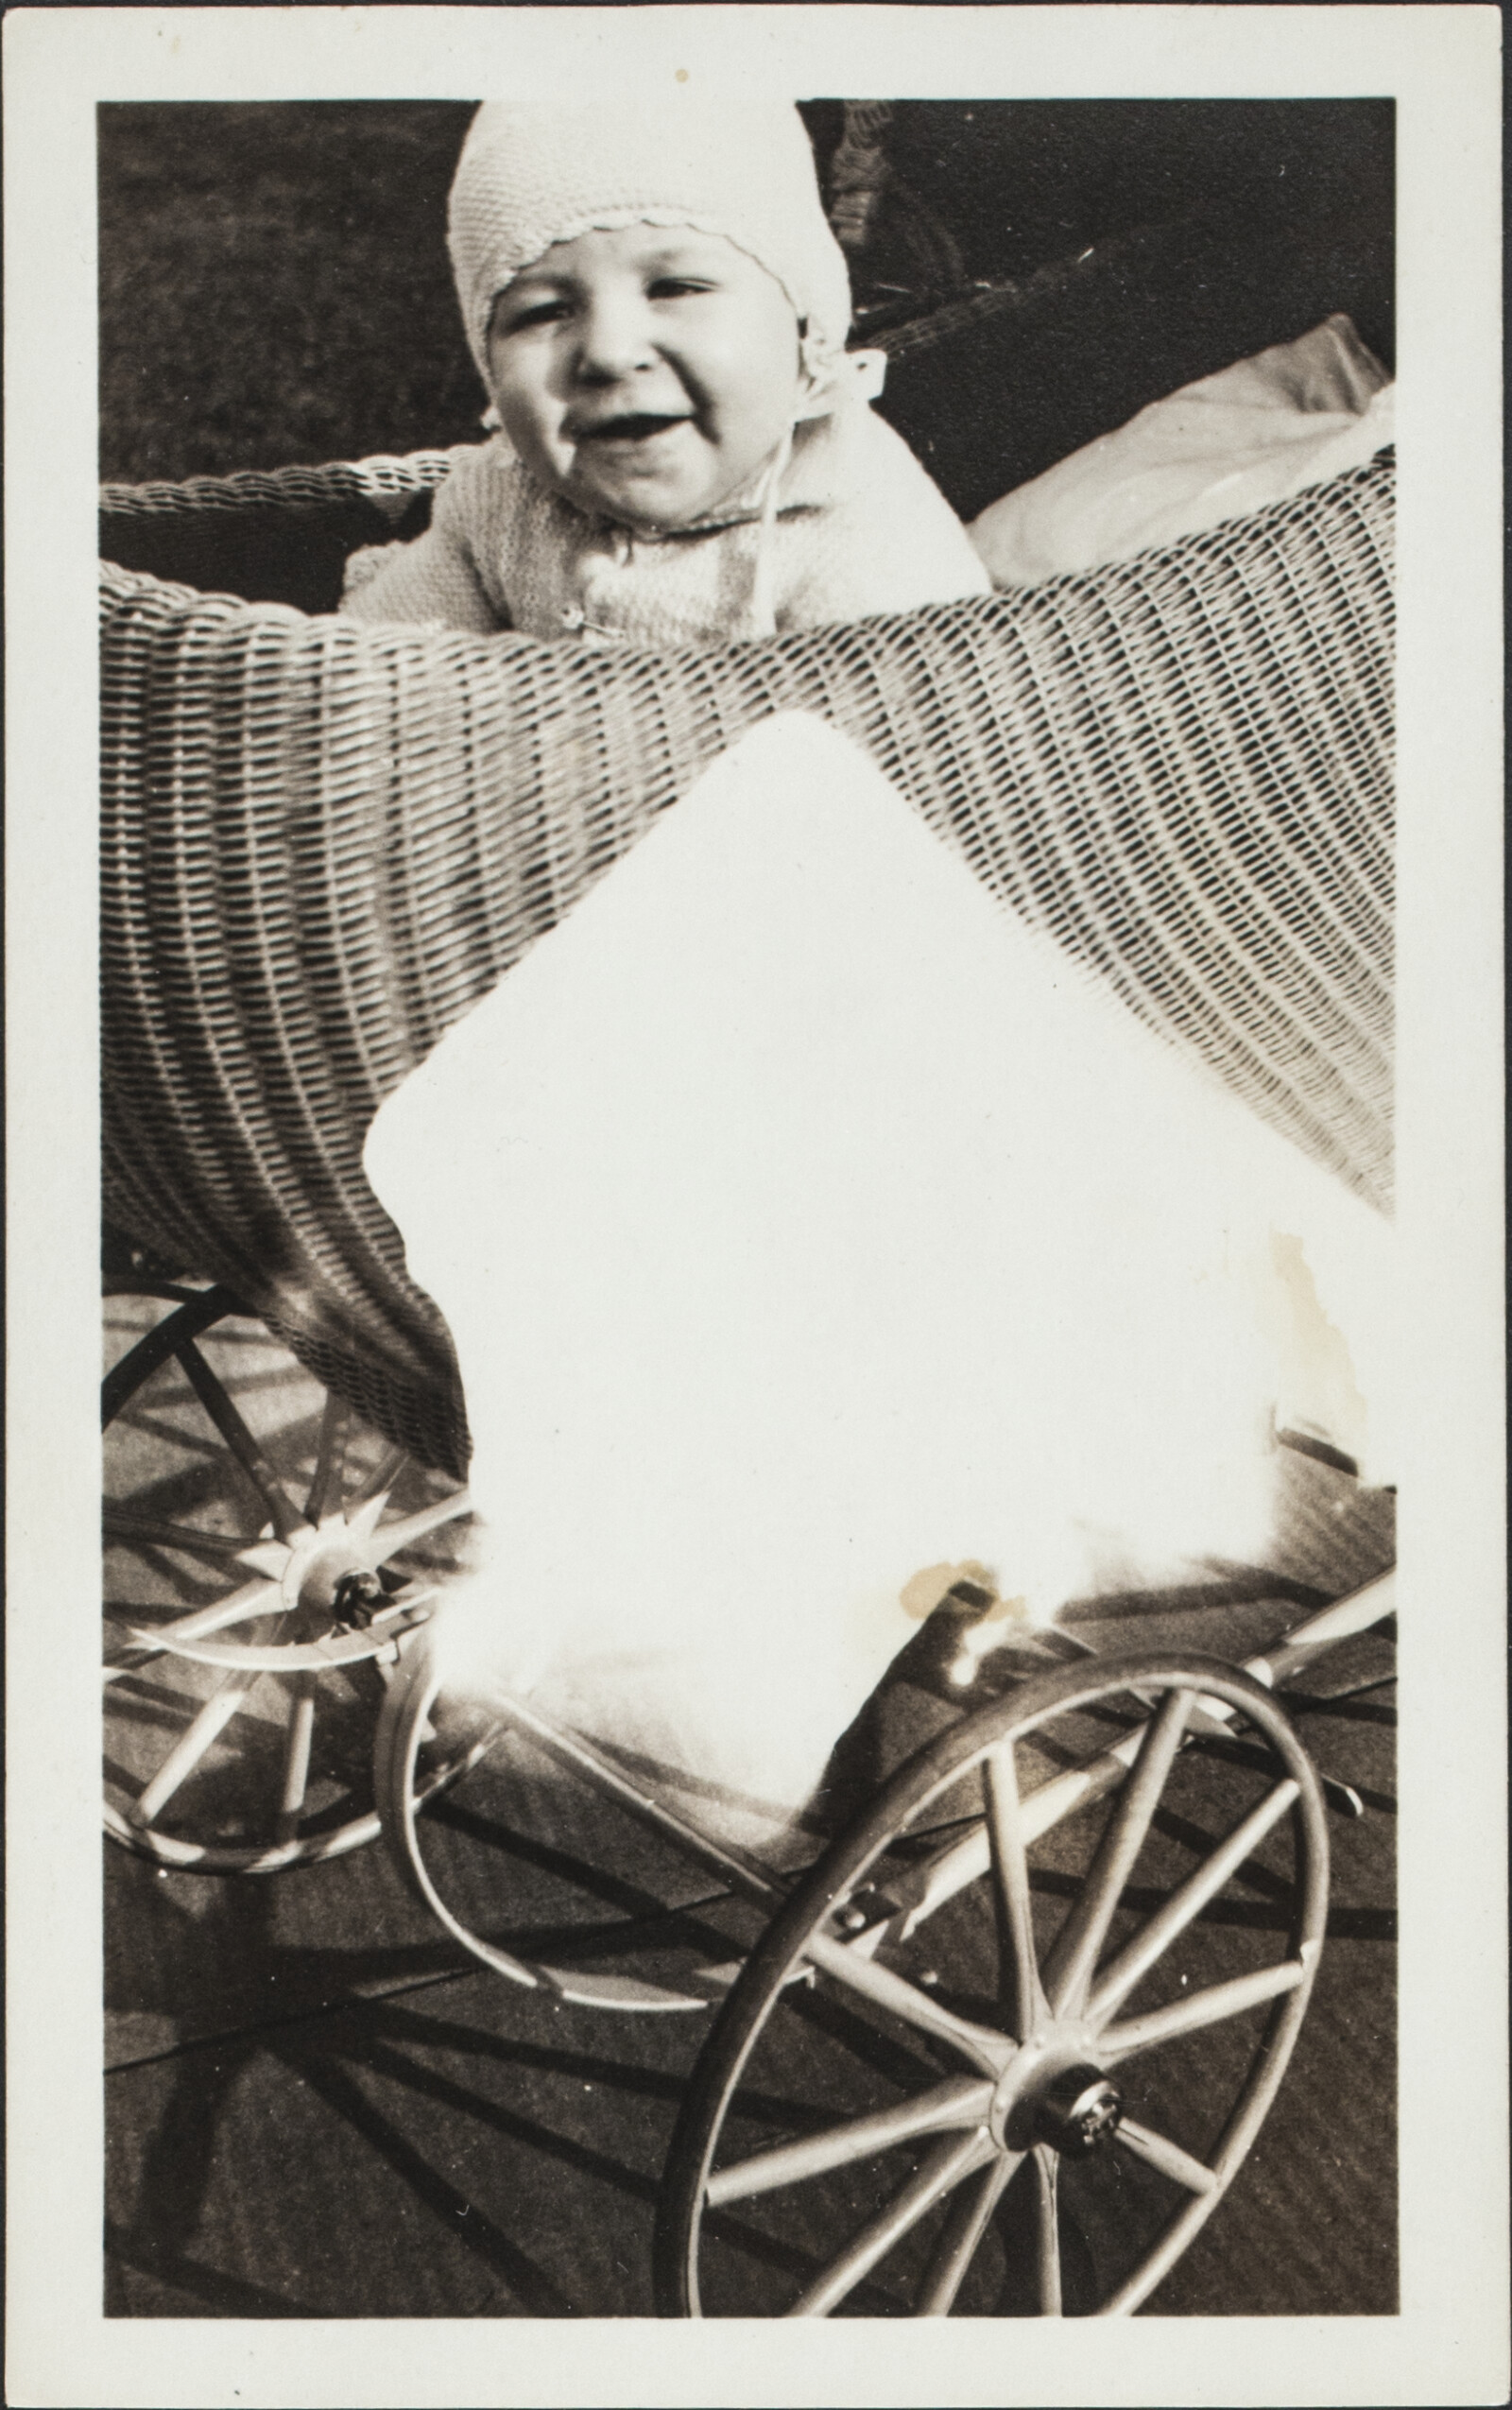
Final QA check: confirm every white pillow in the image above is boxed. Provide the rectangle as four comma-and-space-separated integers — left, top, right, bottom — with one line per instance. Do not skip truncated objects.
971, 313, 1394, 588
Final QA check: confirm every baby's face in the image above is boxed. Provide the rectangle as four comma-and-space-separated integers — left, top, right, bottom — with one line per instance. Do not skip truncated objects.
486, 224, 805, 532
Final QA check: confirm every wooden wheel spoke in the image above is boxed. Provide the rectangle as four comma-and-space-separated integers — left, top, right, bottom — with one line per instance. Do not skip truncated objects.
129, 1666, 262, 1826
303, 1392, 349, 1524
1114, 2117, 1218, 2195
126, 1576, 284, 1653
368, 1489, 472, 1566
345, 1446, 411, 1520
276, 1676, 318, 1840
174, 1341, 307, 1544
1087, 1777, 1301, 2025
706, 2075, 993, 2208
1100, 1957, 1308, 2064
1042, 1683, 1192, 2016
1032, 2143, 1062, 2314
785, 2128, 993, 2316
804, 1931, 1012, 2077
103, 1508, 263, 1562
983, 1742, 1047, 2039
915, 2152, 1017, 2315
100, 1287, 232, 1427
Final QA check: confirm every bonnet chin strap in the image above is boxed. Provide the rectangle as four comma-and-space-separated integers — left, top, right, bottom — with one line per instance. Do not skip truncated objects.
747, 346, 887, 635
747, 422, 795, 640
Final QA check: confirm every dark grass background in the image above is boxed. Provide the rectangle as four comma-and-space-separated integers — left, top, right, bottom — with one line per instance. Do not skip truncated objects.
98, 103, 482, 478
99, 98, 1393, 514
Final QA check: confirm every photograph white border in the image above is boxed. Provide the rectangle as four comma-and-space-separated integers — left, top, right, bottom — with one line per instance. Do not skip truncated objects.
6, 7, 1505, 2404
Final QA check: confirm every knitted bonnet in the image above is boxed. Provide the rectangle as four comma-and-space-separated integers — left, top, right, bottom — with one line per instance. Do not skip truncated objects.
448, 96, 854, 387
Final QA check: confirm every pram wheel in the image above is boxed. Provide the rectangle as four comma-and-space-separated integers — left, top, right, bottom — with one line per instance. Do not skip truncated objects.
103, 1279, 474, 1872
656, 1649, 1328, 2316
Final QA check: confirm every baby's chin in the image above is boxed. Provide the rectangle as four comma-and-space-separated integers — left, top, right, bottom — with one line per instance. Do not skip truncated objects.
561, 442, 760, 534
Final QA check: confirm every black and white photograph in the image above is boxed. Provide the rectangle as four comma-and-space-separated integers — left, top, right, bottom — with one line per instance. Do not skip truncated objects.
6, 6, 1505, 2405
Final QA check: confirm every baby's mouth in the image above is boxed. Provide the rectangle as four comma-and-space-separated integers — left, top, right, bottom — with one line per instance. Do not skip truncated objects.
571, 412, 692, 446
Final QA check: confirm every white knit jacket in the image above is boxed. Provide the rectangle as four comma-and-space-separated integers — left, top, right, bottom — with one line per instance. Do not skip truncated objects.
341, 397, 991, 646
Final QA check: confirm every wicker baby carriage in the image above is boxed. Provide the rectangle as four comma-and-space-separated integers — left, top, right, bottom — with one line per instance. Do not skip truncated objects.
100, 438, 1396, 2314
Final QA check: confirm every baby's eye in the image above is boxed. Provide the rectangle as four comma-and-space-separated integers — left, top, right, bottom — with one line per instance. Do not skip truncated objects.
499, 295, 573, 335
645, 275, 716, 301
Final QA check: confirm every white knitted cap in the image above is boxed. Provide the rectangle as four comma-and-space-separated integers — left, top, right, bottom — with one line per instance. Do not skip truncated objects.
448, 97, 853, 385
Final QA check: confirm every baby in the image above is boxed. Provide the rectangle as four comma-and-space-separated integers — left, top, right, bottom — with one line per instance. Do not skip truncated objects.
342, 96, 991, 645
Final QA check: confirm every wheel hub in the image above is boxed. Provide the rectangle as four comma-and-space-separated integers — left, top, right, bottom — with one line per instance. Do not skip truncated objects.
1033, 2061, 1124, 2154
987, 2031, 1122, 2153
279, 1521, 381, 1620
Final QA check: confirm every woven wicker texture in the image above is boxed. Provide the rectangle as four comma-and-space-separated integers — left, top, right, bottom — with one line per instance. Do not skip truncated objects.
98, 451, 465, 524
101, 452, 1392, 1474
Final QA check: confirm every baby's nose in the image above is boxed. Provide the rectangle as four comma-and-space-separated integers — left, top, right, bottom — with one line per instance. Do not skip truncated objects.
574, 291, 657, 384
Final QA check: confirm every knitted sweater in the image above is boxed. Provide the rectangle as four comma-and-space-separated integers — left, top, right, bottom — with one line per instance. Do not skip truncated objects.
341, 396, 991, 645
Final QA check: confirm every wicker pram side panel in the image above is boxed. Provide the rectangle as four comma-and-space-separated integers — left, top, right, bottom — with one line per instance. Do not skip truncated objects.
101, 455, 1392, 1471
101, 576, 472, 1471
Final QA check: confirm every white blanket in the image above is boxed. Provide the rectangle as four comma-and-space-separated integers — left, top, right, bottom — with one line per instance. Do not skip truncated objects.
366, 714, 1393, 1835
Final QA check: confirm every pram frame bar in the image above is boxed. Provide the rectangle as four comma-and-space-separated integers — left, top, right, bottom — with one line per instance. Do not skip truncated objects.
374, 1566, 1395, 2014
